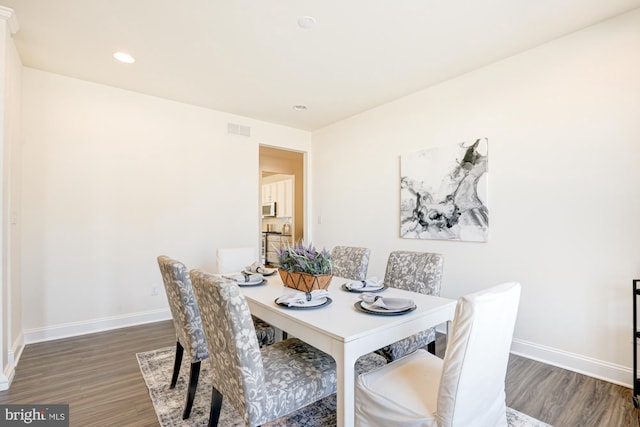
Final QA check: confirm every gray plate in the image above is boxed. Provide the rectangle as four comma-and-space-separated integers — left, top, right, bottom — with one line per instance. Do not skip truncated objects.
354, 301, 416, 316
237, 279, 268, 287
341, 283, 387, 293
275, 297, 333, 310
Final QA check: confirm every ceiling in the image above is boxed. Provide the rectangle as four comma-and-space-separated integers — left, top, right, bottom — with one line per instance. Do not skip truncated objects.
2, 1, 639, 131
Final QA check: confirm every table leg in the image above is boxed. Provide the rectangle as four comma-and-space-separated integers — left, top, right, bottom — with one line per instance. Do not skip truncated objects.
333, 344, 358, 427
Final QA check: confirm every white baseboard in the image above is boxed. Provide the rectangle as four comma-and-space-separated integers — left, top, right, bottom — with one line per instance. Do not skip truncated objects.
511, 338, 632, 388
23, 309, 172, 344
9, 331, 24, 365
434, 324, 632, 388
0, 367, 14, 391
0, 332, 25, 391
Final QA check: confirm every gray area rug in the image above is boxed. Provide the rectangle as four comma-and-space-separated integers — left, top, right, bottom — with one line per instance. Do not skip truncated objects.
137, 346, 552, 427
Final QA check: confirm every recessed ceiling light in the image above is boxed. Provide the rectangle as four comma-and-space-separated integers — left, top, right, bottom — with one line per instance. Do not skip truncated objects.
293, 105, 308, 111
297, 16, 316, 29
113, 51, 135, 64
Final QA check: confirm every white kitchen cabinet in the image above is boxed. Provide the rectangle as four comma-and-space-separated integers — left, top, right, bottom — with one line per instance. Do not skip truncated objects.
262, 182, 275, 204
262, 176, 293, 218
275, 178, 293, 218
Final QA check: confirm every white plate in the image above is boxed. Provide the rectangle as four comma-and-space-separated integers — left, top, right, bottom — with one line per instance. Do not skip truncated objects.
361, 299, 415, 313
275, 297, 331, 309
236, 278, 265, 286
244, 268, 277, 276
341, 283, 386, 293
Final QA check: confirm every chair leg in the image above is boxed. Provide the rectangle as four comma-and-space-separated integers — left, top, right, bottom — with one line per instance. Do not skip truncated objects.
170, 341, 184, 389
427, 340, 436, 355
182, 361, 201, 420
208, 386, 223, 427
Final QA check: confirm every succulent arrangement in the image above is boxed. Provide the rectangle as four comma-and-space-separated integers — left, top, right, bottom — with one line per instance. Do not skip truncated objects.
276, 242, 333, 275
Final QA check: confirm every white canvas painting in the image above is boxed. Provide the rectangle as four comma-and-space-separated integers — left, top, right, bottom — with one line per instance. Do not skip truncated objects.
400, 138, 488, 242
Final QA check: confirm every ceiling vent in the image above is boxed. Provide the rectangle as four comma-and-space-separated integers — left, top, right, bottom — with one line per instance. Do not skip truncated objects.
227, 122, 251, 137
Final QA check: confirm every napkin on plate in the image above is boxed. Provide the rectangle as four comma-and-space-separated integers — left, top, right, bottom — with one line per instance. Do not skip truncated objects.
276, 287, 329, 306
344, 277, 383, 290
359, 293, 415, 311
225, 273, 263, 283
245, 261, 274, 275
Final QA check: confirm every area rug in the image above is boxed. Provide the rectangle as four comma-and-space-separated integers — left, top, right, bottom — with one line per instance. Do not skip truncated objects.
137, 347, 552, 427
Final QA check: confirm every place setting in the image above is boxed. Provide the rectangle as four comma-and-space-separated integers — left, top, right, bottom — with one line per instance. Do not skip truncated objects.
222, 272, 267, 287
244, 261, 277, 276
354, 292, 416, 316
275, 287, 332, 309
341, 276, 387, 293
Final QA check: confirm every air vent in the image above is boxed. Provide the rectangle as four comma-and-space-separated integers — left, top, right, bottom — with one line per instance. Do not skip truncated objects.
227, 122, 251, 137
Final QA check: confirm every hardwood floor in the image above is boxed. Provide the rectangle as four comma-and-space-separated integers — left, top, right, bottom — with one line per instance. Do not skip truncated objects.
1, 321, 638, 426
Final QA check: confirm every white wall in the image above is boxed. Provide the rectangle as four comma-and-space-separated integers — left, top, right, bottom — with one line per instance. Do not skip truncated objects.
0, 6, 21, 390
20, 69, 311, 341
312, 9, 640, 385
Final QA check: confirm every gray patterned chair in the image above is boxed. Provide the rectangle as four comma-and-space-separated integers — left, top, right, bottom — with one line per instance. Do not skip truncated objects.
215, 247, 278, 345
375, 251, 444, 362
330, 246, 371, 281
157, 256, 276, 420
190, 269, 338, 427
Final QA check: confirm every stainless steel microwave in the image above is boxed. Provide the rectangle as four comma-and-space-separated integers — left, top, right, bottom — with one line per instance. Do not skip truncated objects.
262, 201, 276, 217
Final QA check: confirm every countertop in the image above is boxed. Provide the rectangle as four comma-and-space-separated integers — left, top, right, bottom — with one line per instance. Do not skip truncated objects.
262, 231, 292, 236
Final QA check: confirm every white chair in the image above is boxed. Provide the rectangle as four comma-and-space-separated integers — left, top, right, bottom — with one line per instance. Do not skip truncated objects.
355, 282, 521, 427
216, 247, 257, 273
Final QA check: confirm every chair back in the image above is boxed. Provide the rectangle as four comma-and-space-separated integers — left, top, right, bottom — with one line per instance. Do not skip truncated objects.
330, 246, 371, 281
384, 251, 443, 295
190, 269, 266, 424
157, 256, 208, 362
216, 247, 257, 273
437, 282, 521, 427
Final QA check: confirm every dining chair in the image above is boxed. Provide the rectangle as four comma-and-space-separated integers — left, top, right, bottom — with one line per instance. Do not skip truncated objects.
330, 246, 371, 281
157, 256, 276, 419
216, 246, 278, 345
375, 251, 444, 362
216, 247, 257, 273
157, 256, 210, 420
355, 282, 521, 427
189, 269, 338, 427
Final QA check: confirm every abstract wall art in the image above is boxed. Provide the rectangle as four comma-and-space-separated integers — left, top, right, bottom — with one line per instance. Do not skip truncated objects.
400, 138, 488, 242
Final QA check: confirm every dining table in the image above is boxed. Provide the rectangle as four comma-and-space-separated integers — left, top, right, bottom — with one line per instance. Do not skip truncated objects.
240, 273, 457, 427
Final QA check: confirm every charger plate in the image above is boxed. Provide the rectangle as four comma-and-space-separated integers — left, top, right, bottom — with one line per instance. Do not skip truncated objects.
341, 283, 387, 293
354, 300, 416, 316
275, 297, 332, 310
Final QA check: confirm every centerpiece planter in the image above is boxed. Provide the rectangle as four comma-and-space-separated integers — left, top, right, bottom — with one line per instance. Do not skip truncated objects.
278, 270, 332, 292
276, 242, 333, 292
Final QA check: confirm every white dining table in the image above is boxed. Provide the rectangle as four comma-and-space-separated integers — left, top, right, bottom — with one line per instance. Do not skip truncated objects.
241, 274, 457, 427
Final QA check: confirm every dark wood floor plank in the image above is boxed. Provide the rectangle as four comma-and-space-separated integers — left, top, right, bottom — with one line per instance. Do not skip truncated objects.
1, 321, 638, 426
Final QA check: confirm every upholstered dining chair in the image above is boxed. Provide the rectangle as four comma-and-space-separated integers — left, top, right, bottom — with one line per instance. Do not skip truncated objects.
330, 246, 371, 281
189, 269, 338, 427
355, 282, 521, 427
215, 247, 277, 346
375, 251, 444, 362
157, 256, 276, 419
216, 247, 257, 274
157, 256, 209, 420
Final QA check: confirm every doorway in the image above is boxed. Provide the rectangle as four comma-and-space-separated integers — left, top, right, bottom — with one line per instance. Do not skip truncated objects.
259, 146, 304, 266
